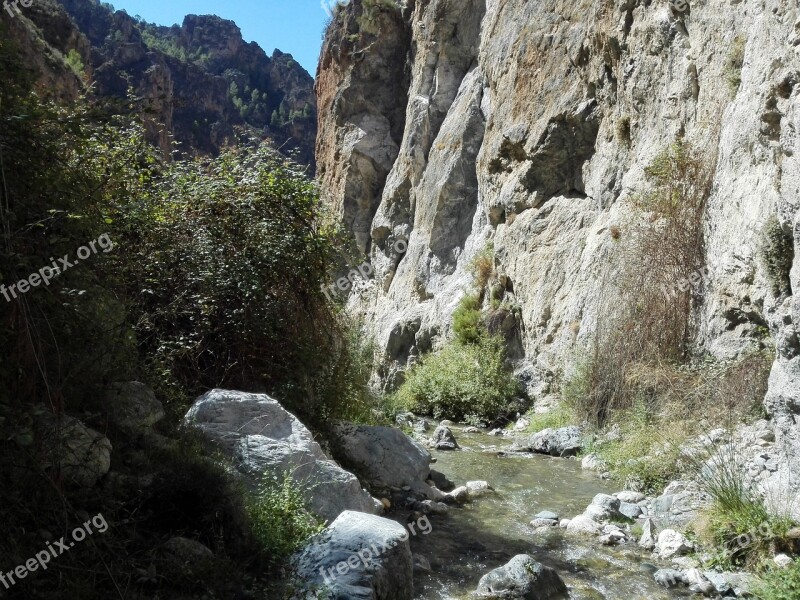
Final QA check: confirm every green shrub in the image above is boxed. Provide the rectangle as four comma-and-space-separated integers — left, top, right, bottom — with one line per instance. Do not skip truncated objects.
726, 36, 746, 96
761, 215, 795, 297
755, 561, 800, 600
248, 474, 324, 560
453, 294, 484, 345
393, 335, 521, 424
519, 403, 574, 433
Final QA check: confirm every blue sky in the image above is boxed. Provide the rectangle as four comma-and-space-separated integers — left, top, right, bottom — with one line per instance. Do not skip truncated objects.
110, 0, 333, 76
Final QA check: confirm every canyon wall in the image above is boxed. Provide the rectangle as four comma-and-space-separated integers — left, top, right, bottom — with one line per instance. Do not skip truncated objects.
317, 0, 799, 445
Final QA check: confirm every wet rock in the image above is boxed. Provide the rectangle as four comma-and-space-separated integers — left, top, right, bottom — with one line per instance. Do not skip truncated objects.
428, 469, 455, 492
684, 568, 716, 596
530, 518, 558, 528
534, 511, 560, 521
420, 500, 449, 515
584, 494, 623, 522
466, 480, 493, 498
655, 529, 693, 558
475, 554, 568, 599
464, 426, 480, 433
445, 486, 469, 504
431, 425, 460, 450
293, 511, 413, 600
565, 514, 603, 536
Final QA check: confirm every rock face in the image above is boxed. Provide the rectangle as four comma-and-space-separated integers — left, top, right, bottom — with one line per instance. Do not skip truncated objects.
317, 0, 800, 484
329, 421, 434, 496
16, 0, 316, 165
293, 511, 414, 600
184, 390, 379, 522
476, 554, 568, 600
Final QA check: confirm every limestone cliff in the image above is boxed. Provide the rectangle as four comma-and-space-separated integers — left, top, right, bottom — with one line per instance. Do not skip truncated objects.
316, 0, 799, 435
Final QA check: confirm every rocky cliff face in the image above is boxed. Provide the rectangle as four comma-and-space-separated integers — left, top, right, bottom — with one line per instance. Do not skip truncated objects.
9, 0, 317, 166
316, 0, 799, 430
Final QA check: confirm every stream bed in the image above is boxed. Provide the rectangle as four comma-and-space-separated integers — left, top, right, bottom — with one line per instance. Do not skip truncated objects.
411, 428, 690, 599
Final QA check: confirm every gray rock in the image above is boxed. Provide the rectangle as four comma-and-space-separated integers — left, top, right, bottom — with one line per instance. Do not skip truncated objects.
293, 511, 413, 600
619, 501, 643, 520
38, 413, 111, 488
530, 518, 558, 528
476, 554, 568, 599
655, 529, 693, 558
511, 426, 582, 457
184, 390, 378, 522
534, 511, 560, 521
466, 480, 493, 497
102, 381, 164, 432
329, 421, 434, 497
616, 491, 646, 503
653, 569, 687, 588
163, 537, 213, 565
581, 453, 607, 471
431, 425, 460, 450
565, 514, 603, 536
638, 518, 656, 550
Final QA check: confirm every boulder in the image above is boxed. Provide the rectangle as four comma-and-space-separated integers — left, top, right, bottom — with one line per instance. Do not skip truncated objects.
584, 494, 623, 522
431, 425, 460, 450
330, 421, 434, 496
655, 529, 693, 558
38, 413, 111, 488
534, 511, 560, 521
466, 480, 494, 498
616, 491, 646, 503
511, 426, 582, 457
581, 453, 607, 471
619, 501, 643, 520
565, 514, 603, 536
476, 554, 568, 599
102, 381, 164, 432
294, 511, 413, 600
163, 537, 213, 566
184, 390, 378, 522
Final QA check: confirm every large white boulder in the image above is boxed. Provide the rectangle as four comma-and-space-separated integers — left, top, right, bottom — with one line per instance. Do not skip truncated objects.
184, 389, 379, 522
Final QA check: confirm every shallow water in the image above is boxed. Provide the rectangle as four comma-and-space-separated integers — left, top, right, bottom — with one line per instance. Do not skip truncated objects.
410, 428, 690, 600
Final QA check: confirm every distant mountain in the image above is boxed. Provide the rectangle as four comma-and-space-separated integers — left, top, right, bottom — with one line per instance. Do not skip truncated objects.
6, 0, 317, 168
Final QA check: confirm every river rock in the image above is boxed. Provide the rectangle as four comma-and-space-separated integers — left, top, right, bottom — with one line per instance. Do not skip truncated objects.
184, 390, 378, 521
445, 486, 469, 503
530, 518, 558, 528
329, 421, 434, 496
475, 554, 568, 599
655, 529, 693, 558
581, 453, 607, 471
584, 493, 623, 522
565, 514, 603, 536
431, 425, 460, 450
293, 511, 413, 600
511, 426, 582, 457
466, 480, 493, 497
619, 501, 642, 520
534, 511, 560, 521
653, 568, 687, 588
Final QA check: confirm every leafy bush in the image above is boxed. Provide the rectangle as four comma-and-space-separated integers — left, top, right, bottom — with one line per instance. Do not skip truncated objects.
393, 335, 521, 424
248, 474, 324, 560
761, 215, 795, 297
755, 561, 800, 600
519, 403, 575, 434
453, 294, 483, 345
113, 143, 344, 420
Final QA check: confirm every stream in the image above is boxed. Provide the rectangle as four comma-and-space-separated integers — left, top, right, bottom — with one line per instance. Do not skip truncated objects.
410, 428, 691, 599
